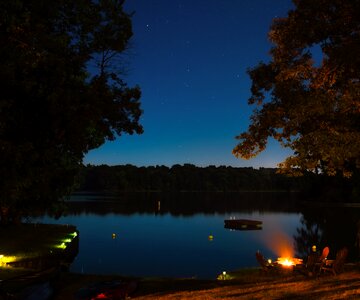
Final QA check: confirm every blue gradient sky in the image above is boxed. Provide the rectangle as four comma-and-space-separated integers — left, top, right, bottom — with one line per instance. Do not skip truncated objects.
84, 0, 294, 168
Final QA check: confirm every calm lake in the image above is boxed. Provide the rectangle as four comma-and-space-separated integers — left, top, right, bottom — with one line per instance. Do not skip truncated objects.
32, 192, 358, 279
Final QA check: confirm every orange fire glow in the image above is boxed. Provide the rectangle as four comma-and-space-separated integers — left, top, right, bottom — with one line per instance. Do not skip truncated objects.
262, 228, 295, 258
276, 257, 303, 267
258, 225, 304, 267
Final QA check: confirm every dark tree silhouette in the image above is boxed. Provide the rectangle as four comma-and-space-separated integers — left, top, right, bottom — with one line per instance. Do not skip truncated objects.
294, 207, 359, 260
233, 0, 360, 177
0, 0, 143, 223
77, 164, 299, 192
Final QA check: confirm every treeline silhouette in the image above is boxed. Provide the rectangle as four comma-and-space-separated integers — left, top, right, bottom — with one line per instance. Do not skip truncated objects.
77, 164, 309, 192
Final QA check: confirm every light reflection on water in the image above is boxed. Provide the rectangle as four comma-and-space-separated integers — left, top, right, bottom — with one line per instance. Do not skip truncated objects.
35, 206, 302, 279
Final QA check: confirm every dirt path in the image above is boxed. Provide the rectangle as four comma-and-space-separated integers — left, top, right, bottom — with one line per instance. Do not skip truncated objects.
133, 271, 360, 299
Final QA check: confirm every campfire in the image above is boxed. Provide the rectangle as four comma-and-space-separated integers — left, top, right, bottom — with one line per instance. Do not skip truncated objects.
276, 257, 303, 267
262, 228, 303, 269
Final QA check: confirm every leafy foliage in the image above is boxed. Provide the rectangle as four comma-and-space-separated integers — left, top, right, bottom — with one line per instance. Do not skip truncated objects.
0, 0, 143, 221
294, 206, 359, 260
233, 0, 360, 177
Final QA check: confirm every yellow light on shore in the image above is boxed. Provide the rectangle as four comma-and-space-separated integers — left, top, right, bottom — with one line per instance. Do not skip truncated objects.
217, 270, 231, 280
0, 255, 17, 266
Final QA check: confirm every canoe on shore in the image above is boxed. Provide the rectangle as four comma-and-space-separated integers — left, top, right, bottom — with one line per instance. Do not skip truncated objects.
224, 219, 262, 230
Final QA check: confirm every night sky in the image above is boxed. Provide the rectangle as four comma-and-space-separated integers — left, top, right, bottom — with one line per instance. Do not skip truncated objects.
84, 0, 294, 168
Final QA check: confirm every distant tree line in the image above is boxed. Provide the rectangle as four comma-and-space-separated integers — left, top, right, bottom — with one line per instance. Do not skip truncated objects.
76, 164, 360, 201
76, 164, 306, 192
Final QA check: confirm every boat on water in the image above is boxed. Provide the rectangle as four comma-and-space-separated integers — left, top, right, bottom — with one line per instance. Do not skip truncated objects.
224, 219, 262, 230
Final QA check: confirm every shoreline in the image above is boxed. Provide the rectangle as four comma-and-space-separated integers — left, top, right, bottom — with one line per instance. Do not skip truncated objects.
52, 265, 360, 299
1, 263, 359, 299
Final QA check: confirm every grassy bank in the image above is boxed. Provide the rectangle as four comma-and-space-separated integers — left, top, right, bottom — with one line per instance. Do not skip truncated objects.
51, 265, 360, 299
0, 223, 78, 278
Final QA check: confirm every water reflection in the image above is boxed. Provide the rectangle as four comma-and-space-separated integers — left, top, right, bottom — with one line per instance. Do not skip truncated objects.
62, 191, 301, 216
31, 192, 359, 279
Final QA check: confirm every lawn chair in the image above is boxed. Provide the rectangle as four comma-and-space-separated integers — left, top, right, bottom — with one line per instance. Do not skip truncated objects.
319, 246, 330, 261
320, 247, 348, 275
255, 251, 276, 272
305, 253, 318, 270
295, 246, 330, 276
313, 246, 330, 273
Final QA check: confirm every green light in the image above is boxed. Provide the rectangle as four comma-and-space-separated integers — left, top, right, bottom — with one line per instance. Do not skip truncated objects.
56, 242, 67, 249
63, 238, 72, 243
70, 232, 77, 238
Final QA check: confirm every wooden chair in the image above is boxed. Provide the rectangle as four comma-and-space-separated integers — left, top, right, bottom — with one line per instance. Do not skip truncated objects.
320, 247, 348, 275
295, 252, 317, 276
255, 251, 276, 272
305, 253, 318, 270
319, 246, 330, 262
313, 246, 330, 273
296, 246, 330, 276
